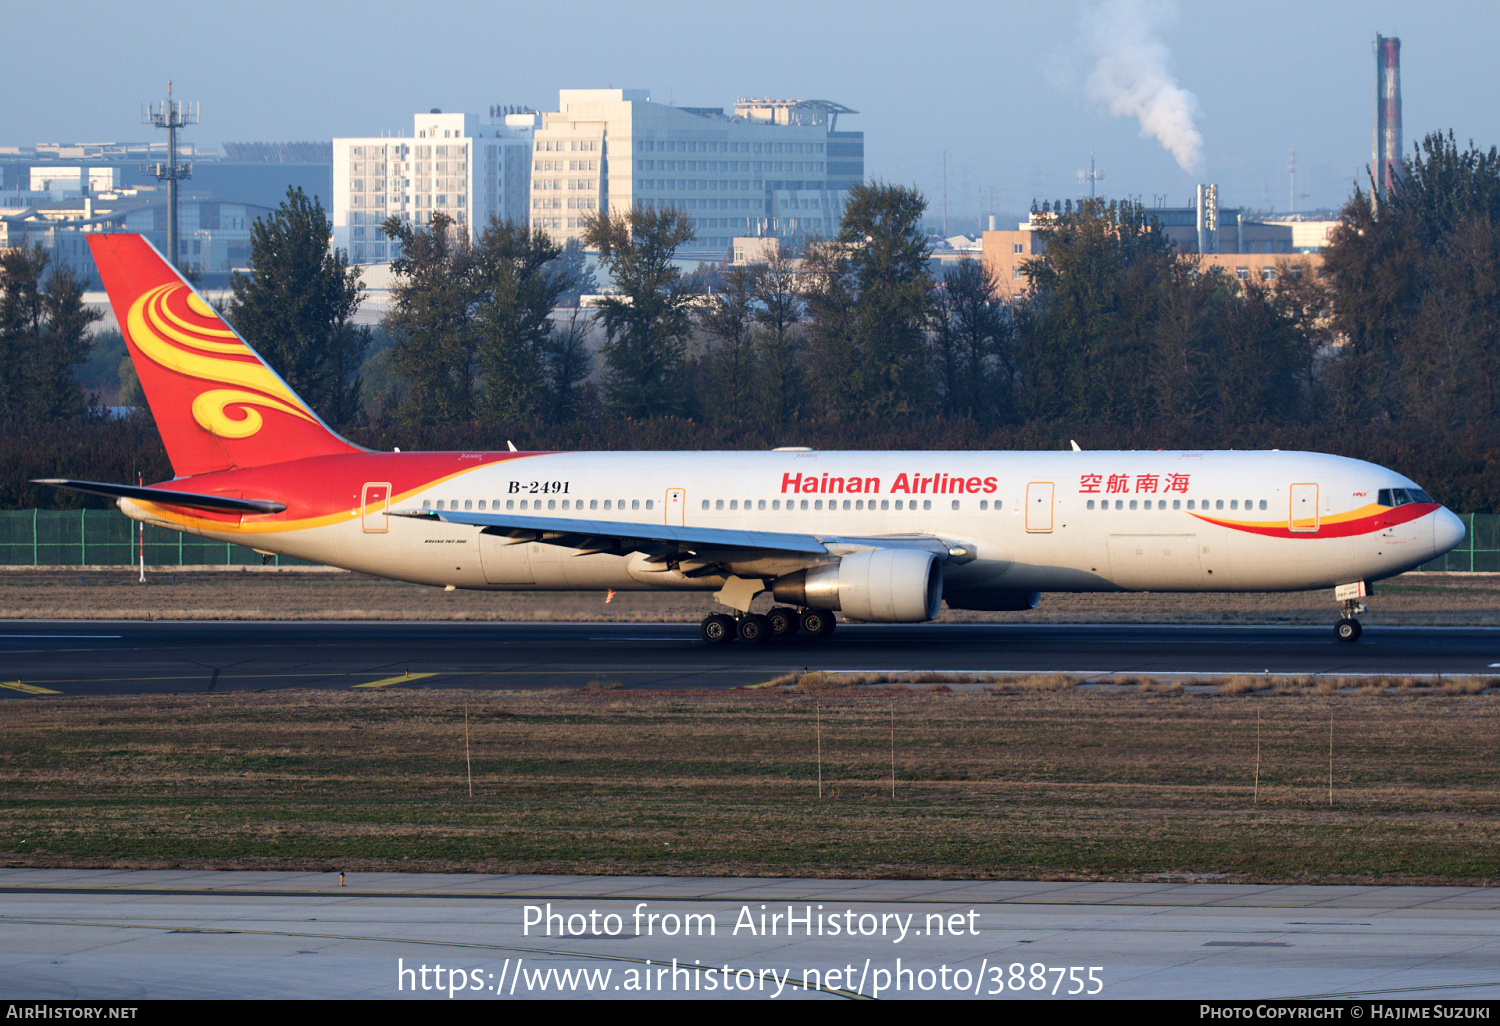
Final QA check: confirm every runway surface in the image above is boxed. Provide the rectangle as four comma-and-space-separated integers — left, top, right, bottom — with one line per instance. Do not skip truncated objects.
1, 620, 1499, 696
3, 620, 1500, 696
1, 870, 1496, 1000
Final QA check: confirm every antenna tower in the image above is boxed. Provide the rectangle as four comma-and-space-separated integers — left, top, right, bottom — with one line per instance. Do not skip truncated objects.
142, 82, 200, 267
1076, 149, 1106, 200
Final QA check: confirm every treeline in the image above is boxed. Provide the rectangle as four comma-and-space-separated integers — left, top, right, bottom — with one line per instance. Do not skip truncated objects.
11, 133, 1500, 512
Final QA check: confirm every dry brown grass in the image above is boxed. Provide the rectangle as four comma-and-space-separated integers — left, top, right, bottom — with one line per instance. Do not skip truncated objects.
1217, 675, 1273, 695
5, 569, 1500, 624
2, 687, 1496, 883
760, 670, 1079, 692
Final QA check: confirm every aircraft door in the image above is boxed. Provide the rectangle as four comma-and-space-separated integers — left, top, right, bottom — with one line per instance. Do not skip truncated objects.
1025, 482, 1055, 532
361, 482, 391, 533
1289, 483, 1320, 533
666, 487, 686, 525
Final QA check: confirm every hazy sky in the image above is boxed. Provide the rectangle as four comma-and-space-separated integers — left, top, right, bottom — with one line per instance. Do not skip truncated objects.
11, 0, 1499, 224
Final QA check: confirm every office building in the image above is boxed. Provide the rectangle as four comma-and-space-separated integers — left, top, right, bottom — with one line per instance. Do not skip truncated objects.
530, 90, 862, 261
332, 111, 538, 264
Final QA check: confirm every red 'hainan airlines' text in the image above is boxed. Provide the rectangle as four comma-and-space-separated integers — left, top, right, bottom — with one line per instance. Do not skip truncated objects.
781, 473, 998, 495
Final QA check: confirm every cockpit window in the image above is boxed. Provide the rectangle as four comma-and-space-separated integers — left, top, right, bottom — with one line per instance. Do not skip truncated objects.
1378, 487, 1435, 507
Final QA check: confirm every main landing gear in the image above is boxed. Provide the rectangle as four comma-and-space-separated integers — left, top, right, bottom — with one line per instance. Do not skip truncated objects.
699, 606, 836, 644
1333, 582, 1369, 642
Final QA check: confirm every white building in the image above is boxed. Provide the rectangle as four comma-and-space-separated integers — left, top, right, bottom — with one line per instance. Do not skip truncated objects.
332, 111, 538, 264
531, 89, 863, 261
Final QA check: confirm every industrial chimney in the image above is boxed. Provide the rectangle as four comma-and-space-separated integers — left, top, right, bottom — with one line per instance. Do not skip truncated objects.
1374, 34, 1402, 203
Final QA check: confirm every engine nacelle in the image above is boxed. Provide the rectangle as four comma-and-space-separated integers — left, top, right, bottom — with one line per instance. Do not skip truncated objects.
771, 549, 943, 623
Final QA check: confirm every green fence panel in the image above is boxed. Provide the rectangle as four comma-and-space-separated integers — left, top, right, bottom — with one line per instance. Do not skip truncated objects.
1416, 513, 1500, 571
0, 510, 38, 565
0, 510, 316, 566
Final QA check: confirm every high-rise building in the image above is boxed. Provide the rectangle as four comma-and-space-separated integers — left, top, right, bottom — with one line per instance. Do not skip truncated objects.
332, 111, 537, 264
530, 89, 862, 260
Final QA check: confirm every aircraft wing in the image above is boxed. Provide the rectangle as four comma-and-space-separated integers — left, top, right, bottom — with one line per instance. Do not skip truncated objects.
393, 508, 828, 557
392, 509, 970, 564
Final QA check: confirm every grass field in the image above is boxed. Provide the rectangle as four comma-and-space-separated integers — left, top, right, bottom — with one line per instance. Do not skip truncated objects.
4, 569, 1499, 624
3, 685, 1497, 883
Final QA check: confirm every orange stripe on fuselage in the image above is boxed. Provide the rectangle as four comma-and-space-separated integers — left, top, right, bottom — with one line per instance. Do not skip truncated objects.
1191, 502, 1438, 539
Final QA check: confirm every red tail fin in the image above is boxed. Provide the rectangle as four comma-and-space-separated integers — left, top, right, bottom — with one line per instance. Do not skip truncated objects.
87, 233, 358, 477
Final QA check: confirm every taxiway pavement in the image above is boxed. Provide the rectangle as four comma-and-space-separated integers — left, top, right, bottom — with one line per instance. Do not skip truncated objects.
2, 621, 1498, 696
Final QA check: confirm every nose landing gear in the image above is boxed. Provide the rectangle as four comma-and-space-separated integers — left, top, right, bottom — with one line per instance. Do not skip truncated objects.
1333, 582, 1369, 642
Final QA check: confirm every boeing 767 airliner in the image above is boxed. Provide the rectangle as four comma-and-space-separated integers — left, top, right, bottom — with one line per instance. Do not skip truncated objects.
38, 234, 1467, 644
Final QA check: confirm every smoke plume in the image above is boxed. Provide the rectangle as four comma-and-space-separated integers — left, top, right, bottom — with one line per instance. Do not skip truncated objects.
1081, 0, 1204, 176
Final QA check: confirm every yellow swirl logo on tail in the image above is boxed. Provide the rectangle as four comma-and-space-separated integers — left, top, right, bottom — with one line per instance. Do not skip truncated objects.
127, 283, 318, 439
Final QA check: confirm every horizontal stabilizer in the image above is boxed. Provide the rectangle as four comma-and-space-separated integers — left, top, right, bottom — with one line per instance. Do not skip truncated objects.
32, 479, 287, 515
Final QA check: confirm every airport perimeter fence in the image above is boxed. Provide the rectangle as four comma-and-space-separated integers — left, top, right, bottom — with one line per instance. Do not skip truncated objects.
0, 509, 1494, 571
0, 509, 316, 567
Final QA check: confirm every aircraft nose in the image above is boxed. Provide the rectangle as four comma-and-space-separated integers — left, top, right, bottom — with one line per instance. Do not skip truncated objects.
1433, 508, 1466, 557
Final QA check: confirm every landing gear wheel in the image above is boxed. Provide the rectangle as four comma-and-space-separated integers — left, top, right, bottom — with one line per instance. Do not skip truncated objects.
737, 613, 771, 644
1334, 618, 1362, 643
800, 609, 836, 638
767, 606, 800, 638
700, 613, 736, 644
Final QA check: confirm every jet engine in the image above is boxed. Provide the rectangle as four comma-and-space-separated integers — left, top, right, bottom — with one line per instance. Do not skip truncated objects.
771, 549, 943, 623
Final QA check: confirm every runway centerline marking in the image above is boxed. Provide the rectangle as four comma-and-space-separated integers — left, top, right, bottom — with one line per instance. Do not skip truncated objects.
353, 672, 439, 689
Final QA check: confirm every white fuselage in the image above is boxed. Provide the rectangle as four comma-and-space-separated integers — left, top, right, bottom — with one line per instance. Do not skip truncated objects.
125, 449, 1465, 604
